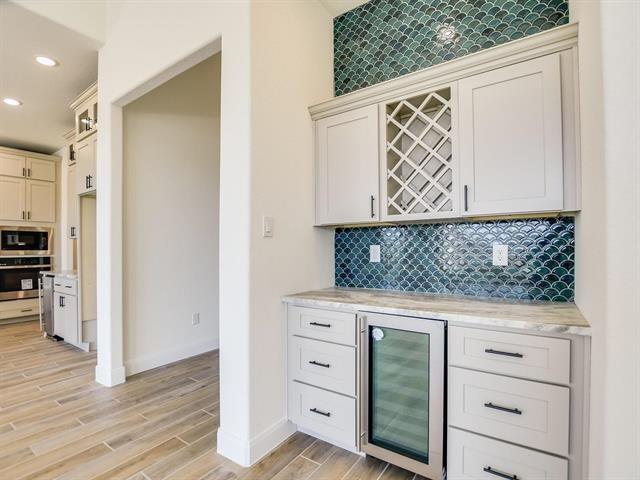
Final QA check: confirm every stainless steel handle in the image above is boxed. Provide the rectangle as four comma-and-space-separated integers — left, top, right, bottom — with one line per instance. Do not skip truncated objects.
309, 408, 331, 417
370, 195, 375, 218
308, 360, 330, 368
484, 402, 522, 415
0, 264, 51, 270
464, 185, 469, 211
483, 466, 519, 480
485, 348, 523, 358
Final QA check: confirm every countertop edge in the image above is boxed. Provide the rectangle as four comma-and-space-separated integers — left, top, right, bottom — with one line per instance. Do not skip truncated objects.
282, 295, 592, 337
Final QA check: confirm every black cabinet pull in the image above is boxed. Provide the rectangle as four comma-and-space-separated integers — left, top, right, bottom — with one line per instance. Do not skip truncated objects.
308, 360, 330, 368
309, 321, 331, 328
464, 185, 469, 211
86, 175, 90, 189
22, 211, 25, 220
484, 466, 519, 480
88, 175, 93, 188
22, 167, 26, 177
370, 195, 375, 218
309, 408, 331, 417
484, 402, 522, 415
485, 348, 523, 358
27, 211, 31, 220
27, 168, 31, 177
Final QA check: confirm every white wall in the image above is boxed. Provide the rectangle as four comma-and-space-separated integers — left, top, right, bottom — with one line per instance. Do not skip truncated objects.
571, 0, 640, 478
121, 54, 221, 375
246, 1, 334, 451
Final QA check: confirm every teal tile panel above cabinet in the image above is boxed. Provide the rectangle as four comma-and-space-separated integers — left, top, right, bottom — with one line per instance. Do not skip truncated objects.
334, 0, 570, 96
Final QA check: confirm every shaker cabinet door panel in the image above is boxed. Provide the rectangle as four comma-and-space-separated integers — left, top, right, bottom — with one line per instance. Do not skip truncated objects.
76, 136, 97, 194
26, 158, 56, 182
459, 53, 564, 215
0, 151, 26, 178
26, 180, 55, 223
0, 176, 26, 221
315, 105, 379, 225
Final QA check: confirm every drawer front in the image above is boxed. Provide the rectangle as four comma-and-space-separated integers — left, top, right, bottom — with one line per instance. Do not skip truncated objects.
288, 336, 356, 396
449, 326, 570, 384
449, 367, 569, 456
448, 427, 568, 480
54, 278, 77, 296
288, 381, 356, 449
288, 305, 356, 346
0, 298, 39, 319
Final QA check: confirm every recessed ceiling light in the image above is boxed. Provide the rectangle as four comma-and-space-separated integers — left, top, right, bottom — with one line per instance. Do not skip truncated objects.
35, 55, 58, 67
3, 98, 22, 107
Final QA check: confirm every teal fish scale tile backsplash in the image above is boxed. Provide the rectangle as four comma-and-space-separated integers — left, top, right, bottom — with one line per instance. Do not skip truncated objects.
335, 218, 575, 301
334, 0, 569, 96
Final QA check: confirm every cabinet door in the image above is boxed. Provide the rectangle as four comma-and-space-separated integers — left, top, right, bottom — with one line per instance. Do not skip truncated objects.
53, 292, 65, 338
26, 179, 55, 223
63, 295, 78, 345
0, 151, 26, 178
76, 97, 98, 141
76, 136, 96, 194
315, 105, 379, 225
68, 164, 79, 238
0, 176, 26, 221
26, 157, 56, 182
459, 53, 564, 216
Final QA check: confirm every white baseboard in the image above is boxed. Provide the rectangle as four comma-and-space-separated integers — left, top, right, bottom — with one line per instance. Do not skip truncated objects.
217, 418, 296, 467
95, 364, 126, 387
124, 337, 219, 376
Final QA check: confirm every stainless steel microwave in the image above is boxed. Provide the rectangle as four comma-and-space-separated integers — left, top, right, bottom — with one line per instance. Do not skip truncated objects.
0, 227, 52, 256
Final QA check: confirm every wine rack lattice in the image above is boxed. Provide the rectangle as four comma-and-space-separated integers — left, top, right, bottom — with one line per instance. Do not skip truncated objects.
385, 87, 455, 219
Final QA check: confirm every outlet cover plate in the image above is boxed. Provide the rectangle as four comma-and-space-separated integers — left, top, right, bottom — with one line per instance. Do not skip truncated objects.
492, 244, 509, 266
370, 245, 381, 263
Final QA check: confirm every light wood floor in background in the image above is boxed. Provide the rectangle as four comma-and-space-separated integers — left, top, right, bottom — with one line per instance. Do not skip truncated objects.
0, 321, 422, 480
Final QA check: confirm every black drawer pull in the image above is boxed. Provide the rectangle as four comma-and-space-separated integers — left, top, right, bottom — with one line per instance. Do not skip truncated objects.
485, 348, 523, 358
484, 466, 519, 480
309, 408, 331, 417
309, 321, 331, 328
484, 402, 522, 415
308, 360, 330, 368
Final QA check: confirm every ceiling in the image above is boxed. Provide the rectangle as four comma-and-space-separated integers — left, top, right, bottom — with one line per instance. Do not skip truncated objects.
0, 1, 99, 154
319, 0, 370, 17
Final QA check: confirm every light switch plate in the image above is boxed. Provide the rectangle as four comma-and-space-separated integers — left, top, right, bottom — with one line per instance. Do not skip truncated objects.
262, 216, 274, 238
370, 245, 381, 263
192, 313, 200, 326
492, 244, 509, 266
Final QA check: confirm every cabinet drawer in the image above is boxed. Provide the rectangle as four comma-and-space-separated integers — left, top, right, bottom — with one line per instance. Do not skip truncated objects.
448, 427, 568, 480
0, 298, 39, 319
449, 367, 569, 456
288, 381, 356, 449
449, 326, 570, 384
54, 278, 77, 296
288, 336, 356, 396
288, 306, 356, 346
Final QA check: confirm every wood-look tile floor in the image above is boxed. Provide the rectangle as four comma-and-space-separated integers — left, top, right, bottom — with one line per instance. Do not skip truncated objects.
0, 321, 421, 480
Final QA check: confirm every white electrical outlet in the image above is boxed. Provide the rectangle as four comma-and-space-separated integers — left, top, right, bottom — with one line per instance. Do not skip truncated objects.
370, 245, 381, 263
262, 216, 274, 238
492, 244, 509, 266
192, 313, 200, 326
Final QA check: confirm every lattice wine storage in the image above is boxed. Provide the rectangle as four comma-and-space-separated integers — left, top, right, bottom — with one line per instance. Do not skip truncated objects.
384, 86, 457, 220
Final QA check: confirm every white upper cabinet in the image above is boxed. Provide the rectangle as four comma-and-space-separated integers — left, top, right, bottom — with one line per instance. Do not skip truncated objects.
315, 105, 379, 225
0, 151, 26, 178
26, 179, 55, 223
0, 176, 26, 221
458, 53, 564, 216
26, 157, 56, 182
382, 84, 459, 221
76, 135, 97, 195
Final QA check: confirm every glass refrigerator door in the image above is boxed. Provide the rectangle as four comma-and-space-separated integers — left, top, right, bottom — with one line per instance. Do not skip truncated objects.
369, 326, 430, 463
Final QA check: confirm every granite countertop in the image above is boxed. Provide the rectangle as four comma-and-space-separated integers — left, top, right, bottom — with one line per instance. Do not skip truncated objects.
283, 287, 591, 336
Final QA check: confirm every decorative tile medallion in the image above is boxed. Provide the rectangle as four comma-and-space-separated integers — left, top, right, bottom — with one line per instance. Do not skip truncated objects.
335, 218, 575, 301
334, 0, 570, 96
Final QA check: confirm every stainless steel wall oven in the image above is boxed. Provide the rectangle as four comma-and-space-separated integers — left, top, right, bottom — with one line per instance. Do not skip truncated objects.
0, 257, 52, 301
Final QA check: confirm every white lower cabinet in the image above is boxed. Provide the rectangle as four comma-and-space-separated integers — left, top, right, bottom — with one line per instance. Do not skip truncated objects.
448, 427, 568, 480
288, 381, 356, 449
53, 278, 79, 346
